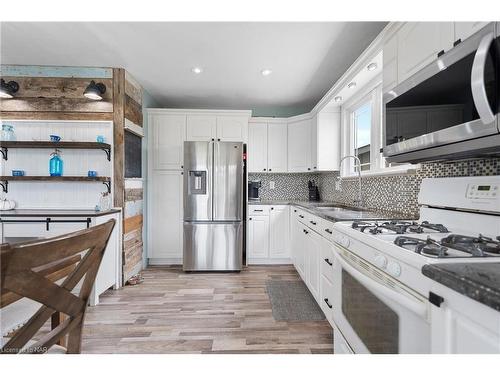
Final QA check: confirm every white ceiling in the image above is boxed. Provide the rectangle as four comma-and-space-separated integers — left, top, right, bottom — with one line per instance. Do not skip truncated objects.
0, 22, 387, 116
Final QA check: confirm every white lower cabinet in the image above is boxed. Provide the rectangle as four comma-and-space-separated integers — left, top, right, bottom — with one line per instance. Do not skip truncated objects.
247, 205, 290, 264
430, 283, 500, 353
320, 275, 334, 326
306, 229, 321, 301
148, 170, 183, 262
248, 215, 270, 260
269, 206, 289, 259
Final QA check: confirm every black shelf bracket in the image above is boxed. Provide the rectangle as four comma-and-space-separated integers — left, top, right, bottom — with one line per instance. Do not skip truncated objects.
102, 148, 111, 161
103, 180, 111, 193
0, 180, 8, 193
1, 147, 7, 161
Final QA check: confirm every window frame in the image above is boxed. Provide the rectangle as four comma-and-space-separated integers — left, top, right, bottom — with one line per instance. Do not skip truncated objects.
340, 77, 416, 178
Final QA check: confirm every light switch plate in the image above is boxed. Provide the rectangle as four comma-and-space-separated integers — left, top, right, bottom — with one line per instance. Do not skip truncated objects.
270, 181, 275, 189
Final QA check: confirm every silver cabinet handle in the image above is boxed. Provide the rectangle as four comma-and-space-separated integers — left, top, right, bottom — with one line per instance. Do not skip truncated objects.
471, 32, 496, 125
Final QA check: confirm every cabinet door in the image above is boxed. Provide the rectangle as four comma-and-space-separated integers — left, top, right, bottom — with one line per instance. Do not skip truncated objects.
216, 116, 248, 142
248, 122, 268, 173
306, 230, 321, 302
248, 215, 269, 260
149, 170, 183, 259
267, 123, 287, 172
287, 119, 311, 172
151, 114, 186, 170
397, 22, 454, 82
295, 223, 307, 280
309, 117, 317, 171
290, 208, 300, 265
383, 33, 398, 92
94, 213, 120, 297
316, 111, 341, 171
186, 115, 217, 141
454, 22, 489, 43
269, 206, 290, 259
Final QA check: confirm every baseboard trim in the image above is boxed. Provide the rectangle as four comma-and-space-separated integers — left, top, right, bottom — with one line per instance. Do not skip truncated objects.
247, 258, 292, 265
148, 258, 182, 265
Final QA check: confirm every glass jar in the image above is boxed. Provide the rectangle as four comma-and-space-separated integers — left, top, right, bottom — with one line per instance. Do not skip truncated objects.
1, 124, 16, 141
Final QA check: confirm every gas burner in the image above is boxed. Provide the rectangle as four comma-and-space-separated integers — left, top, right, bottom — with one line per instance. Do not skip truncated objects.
441, 234, 500, 256
394, 236, 449, 258
352, 220, 449, 235
420, 221, 449, 233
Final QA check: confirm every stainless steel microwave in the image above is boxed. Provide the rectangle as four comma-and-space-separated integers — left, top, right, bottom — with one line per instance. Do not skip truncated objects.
383, 23, 500, 163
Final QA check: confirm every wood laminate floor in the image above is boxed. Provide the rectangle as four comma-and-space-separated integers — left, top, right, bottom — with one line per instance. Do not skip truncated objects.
81, 265, 334, 354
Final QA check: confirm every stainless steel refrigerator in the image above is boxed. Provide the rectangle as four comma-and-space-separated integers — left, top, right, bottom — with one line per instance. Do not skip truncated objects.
183, 141, 244, 271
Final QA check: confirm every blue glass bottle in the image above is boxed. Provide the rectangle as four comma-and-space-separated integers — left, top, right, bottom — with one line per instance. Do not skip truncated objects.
49, 149, 63, 176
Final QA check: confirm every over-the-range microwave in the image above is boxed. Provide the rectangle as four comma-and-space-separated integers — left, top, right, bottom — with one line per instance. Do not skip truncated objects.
383, 22, 500, 163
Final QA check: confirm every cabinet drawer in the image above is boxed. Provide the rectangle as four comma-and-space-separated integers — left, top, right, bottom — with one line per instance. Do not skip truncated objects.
320, 275, 334, 326
320, 242, 335, 283
296, 209, 309, 224
318, 218, 334, 241
306, 214, 320, 230
248, 205, 270, 216
2, 220, 89, 241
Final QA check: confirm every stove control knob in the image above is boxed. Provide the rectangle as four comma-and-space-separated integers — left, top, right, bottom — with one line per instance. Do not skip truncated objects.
386, 261, 401, 278
374, 255, 387, 269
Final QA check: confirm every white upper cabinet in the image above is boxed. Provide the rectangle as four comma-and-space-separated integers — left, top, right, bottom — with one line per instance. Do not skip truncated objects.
313, 110, 341, 171
248, 122, 268, 173
382, 33, 398, 93
186, 114, 217, 141
288, 118, 311, 172
150, 113, 186, 170
216, 116, 248, 142
454, 22, 489, 43
267, 123, 288, 173
397, 22, 454, 83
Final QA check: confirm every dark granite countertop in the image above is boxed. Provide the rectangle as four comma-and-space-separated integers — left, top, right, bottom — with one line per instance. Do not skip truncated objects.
0, 208, 121, 218
422, 263, 500, 312
248, 200, 412, 222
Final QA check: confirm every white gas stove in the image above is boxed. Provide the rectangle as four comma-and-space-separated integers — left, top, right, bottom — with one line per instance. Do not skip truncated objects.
330, 176, 500, 354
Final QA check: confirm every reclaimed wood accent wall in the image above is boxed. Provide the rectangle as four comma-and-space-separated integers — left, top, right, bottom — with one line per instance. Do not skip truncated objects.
1, 65, 146, 284
0, 65, 114, 121
122, 71, 144, 282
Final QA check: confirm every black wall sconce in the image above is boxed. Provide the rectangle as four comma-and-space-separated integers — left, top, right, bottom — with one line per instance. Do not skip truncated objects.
83, 80, 106, 100
0, 79, 19, 99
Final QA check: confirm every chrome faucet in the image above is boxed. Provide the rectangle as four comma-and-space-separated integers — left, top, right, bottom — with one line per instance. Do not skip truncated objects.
338, 155, 363, 207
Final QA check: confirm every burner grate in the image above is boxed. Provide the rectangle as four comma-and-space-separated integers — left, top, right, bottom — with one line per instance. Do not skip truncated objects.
351, 220, 449, 235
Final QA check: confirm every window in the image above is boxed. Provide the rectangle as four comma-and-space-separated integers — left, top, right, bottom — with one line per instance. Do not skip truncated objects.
341, 82, 413, 177
352, 102, 372, 172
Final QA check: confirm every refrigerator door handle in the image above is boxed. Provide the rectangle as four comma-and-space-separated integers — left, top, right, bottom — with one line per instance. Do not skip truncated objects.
213, 141, 219, 220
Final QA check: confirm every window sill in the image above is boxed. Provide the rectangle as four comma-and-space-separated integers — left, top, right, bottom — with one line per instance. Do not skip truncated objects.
341, 164, 420, 179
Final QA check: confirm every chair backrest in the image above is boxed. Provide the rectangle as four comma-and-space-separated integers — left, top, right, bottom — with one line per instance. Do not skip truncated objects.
1, 219, 115, 354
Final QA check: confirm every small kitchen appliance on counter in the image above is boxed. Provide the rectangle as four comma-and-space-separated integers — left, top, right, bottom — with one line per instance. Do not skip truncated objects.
248, 180, 262, 201
308, 180, 320, 201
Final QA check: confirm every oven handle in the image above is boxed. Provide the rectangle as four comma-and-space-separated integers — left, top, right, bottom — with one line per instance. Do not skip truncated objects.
471, 32, 496, 125
332, 249, 427, 318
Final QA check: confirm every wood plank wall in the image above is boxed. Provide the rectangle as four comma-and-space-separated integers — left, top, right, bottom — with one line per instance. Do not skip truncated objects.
122, 71, 144, 282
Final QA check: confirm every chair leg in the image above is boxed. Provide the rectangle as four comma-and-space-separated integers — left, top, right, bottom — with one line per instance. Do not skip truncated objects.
51, 312, 67, 348
66, 316, 84, 354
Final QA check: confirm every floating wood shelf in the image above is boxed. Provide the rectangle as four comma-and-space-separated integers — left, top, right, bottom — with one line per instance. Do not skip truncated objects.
0, 176, 111, 194
0, 141, 112, 161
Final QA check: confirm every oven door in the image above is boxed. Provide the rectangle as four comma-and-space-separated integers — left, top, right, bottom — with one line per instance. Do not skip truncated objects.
384, 23, 499, 161
332, 244, 431, 354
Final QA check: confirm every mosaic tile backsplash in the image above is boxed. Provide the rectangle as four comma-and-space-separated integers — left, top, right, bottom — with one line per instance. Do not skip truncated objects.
249, 158, 500, 218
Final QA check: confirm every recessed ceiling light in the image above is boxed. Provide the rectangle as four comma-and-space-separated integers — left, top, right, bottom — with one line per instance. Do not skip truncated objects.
367, 62, 378, 71
347, 82, 357, 89
191, 67, 203, 74
261, 69, 272, 76
334, 96, 342, 103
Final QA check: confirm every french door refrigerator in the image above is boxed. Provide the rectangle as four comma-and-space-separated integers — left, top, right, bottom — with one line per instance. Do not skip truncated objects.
183, 141, 244, 271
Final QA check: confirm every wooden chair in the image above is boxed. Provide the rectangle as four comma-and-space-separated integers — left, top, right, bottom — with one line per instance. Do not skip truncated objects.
1, 219, 115, 354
